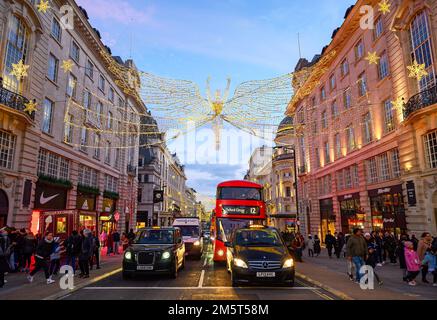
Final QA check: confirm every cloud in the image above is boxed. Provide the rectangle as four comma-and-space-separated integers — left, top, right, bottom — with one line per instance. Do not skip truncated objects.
184, 169, 221, 181
76, 0, 156, 25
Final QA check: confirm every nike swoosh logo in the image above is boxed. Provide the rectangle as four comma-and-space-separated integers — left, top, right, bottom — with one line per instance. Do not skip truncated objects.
40, 192, 60, 205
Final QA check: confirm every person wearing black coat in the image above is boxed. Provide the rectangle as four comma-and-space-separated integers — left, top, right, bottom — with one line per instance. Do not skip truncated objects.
22, 231, 37, 272
78, 229, 94, 278
27, 232, 55, 284
0, 230, 11, 288
65, 230, 82, 274
335, 233, 345, 259
325, 231, 336, 258
90, 231, 101, 270
314, 235, 321, 256
383, 232, 397, 264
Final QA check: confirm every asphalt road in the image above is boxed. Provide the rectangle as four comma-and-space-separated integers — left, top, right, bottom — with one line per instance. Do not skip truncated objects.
59, 243, 341, 300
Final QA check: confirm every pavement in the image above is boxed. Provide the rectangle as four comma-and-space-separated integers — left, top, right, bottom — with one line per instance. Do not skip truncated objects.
1, 243, 435, 300
296, 249, 437, 300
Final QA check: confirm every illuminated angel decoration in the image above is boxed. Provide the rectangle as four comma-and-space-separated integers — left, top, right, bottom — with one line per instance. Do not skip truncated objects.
139, 72, 294, 150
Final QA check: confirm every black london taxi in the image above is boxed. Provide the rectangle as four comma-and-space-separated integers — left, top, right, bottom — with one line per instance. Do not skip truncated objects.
225, 225, 295, 287
122, 227, 185, 279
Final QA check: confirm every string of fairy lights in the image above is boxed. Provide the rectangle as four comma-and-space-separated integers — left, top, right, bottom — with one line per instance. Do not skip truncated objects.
9, 0, 430, 151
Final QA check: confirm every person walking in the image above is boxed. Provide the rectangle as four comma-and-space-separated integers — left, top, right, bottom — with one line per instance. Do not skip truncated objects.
398, 234, 409, 281
78, 229, 94, 278
112, 229, 121, 255
27, 232, 56, 284
313, 235, 321, 257
291, 234, 303, 262
0, 229, 11, 288
324, 231, 336, 259
344, 234, 354, 281
106, 231, 113, 256
65, 230, 81, 274
421, 248, 437, 287
417, 232, 433, 284
22, 230, 36, 273
384, 232, 397, 264
90, 231, 101, 270
365, 241, 383, 285
404, 241, 421, 286
346, 228, 368, 283
121, 232, 129, 251
307, 235, 315, 257
375, 231, 384, 266
49, 237, 63, 278
336, 232, 345, 259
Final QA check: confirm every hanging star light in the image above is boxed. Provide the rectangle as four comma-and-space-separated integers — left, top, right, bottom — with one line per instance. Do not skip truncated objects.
10, 60, 30, 79
407, 60, 428, 81
23, 100, 37, 114
378, 0, 391, 15
391, 96, 404, 110
365, 52, 380, 65
37, 0, 51, 13
61, 59, 74, 73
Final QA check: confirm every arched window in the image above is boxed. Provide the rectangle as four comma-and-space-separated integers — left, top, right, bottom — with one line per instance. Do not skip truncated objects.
2, 15, 29, 93
410, 11, 436, 91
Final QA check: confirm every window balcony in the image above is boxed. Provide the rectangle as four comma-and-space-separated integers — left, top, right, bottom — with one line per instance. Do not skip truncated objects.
0, 77, 35, 121
127, 164, 137, 176
404, 84, 437, 120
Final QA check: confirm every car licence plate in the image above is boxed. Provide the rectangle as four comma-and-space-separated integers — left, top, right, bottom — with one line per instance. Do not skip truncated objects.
256, 272, 276, 278
137, 266, 153, 271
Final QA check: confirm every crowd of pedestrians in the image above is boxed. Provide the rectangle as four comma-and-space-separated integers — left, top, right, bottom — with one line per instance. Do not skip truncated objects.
0, 226, 136, 288
303, 228, 437, 288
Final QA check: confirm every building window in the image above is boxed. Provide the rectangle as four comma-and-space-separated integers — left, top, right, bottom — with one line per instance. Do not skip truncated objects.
329, 74, 336, 91
94, 134, 100, 158
109, 87, 115, 102
355, 39, 365, 60
51, 18, 62, 42
78, 165, 98, 187
85, 59, 94, 79
410, 11, 436, 90
362, 112, 373, 144
105, 175, 118, 192
367, 157, 378, 184
365, 149, 400, 184
98, 74, 105, 92
392, 148, 401, 178
315, 147, 321, 169
341, 59, 349, 77
64, 114, 73, 143
324, 141, 330, 164
107, 111, 113, 130
335, 133, 341, 159
66, 73, 77, 98
358, 73, 367, 96
379, 153, 390, 181
378, 53, 390, 80
383, 100, 395, 133
321, 110, 327, 129
337, 170, 344, 191
138, 189, 143, 203
424, 130, 437, 169
105, 142, 111, 164
38, 149, 70, 180
320, 86, 326, 101
346, 125, 355, 152
80, 128, 88, 151
70, 41, 80, 62
331, 100, 339, 118
114, 148, 120, 168
96, 102, 103, 127
343, 88, 352, 109
48, 54, 59, 82
2, 16, 29, 93
42, 98, 54, 134
285, 187, 291, 197
374, 16, 384, 39
0, 130, 16, 169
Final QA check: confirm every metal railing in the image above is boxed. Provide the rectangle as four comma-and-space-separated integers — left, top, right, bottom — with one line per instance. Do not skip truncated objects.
0, 77, 35, 120
404, 84, 437, 119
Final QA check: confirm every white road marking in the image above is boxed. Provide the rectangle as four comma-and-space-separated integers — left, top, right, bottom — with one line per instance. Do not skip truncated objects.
198, 270, 205, 288
83, 286, 317, 290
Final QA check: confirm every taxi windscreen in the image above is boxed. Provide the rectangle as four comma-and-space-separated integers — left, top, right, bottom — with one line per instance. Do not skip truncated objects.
234, 229, 282, 246
134, 230, 174, 244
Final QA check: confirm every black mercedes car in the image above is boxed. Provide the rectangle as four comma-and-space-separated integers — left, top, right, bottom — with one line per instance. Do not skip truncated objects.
122, 227, 185, 279
225, 225, 295, 287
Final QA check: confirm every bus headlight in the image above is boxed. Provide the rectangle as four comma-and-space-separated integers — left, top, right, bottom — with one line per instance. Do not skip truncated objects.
124, 251, 132, 260
283, 258, 294, 268
162, 251, 171, 260
233, 258, 248, 269
194, 240, 200, 246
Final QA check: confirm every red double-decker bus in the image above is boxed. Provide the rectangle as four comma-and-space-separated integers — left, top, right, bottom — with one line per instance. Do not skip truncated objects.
213, 180, 266, 262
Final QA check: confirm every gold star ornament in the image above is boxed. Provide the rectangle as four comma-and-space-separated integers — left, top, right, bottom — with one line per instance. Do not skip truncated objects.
10, 60, 30, 79
365, 51, 380, 65
23, 100, 38, 114
37, 0, 51, 13
61, 59, 74, 73
378, 0, 391, 15
391, 97, 404, 111
407, 60, 428, 81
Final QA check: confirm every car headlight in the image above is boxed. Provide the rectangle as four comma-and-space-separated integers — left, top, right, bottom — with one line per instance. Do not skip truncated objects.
194, 240, 200, 246
124, 251, 132, 260
162, 251, 171, 260
233, 258, 248, 269
283, 258, 294, 268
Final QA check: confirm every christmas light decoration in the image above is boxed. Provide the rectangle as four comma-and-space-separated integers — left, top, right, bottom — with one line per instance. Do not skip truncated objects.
407, 60, 428, 81
61, 59, 74, 73
37, 0, 51, 13
365, 52, 380, 65
23, 100, 37, 114
10, 60, 30, 80
378, 0, 391, 15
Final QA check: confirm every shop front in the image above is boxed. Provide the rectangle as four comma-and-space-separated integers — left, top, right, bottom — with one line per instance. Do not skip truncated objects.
338, 193, 365, 234
99, 197, 117, 233
320, 198, 336, 242
369, 185, 407, 235
136, 211, 149, 229
76, 191, 98, 232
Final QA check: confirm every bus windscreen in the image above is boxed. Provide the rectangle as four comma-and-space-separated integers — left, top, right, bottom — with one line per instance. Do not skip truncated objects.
218, 187, 262, 201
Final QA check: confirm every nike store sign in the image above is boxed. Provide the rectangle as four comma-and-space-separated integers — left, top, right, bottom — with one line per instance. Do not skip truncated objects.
34, 182, 68, 210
